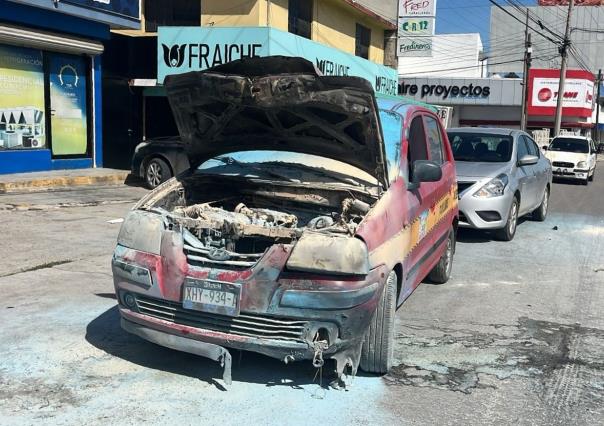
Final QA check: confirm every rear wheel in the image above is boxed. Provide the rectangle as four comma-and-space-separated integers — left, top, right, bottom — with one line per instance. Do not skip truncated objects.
427, 227, 455, 284
145, 157, 171, 189
360, 270, 397, 374
495, 196, 519, 241
532, 187, 549, 222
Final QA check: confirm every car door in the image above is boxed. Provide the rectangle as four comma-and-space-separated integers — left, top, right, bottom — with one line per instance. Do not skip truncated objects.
524, 135, 548, 204
515, 135, 538, 214
403, 113, 453, 293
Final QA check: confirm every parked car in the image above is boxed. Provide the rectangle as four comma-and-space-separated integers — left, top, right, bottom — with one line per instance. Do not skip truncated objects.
447, 128, 552, 241
112, 56, 459, 384
543, 135, 597, 185
131, 136, 190, 189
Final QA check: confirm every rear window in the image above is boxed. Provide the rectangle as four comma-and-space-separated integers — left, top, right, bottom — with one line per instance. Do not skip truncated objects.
447, 132, 513, 163
549, 137, 589, 154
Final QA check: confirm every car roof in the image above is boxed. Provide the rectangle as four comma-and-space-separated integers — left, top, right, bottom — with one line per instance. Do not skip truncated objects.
551, 134, 589, 140
376, 98, 436, 116
447, 127, 517, 137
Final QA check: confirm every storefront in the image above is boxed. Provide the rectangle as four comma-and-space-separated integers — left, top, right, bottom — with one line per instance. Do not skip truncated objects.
157, 27, 399, 96
398, 69, 596, 135
0, 0, 140, 174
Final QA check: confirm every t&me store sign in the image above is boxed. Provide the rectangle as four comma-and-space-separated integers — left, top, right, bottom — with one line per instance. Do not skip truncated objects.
158, 27, 398, 97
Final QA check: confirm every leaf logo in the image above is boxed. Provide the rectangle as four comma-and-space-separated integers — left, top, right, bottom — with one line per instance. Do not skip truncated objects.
162, 44, 186, 68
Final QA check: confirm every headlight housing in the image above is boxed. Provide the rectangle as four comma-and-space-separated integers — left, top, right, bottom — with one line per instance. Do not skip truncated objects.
286, 232, 370, 276
576, 161, 587, 169
473, 174, 509, 198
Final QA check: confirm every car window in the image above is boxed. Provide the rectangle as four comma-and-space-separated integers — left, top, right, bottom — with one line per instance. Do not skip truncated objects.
523, 135, 539, 157
408, 116, 428, 182
549, 137, 589, 153
424, 116, 444, 165
447, 132, 513, 163
379, 110, 403, 183
517, 135, 530, 160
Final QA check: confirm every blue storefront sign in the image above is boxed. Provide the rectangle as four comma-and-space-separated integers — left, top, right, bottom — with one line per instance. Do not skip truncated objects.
158, 27, 398, 97
62, 0, 140, 19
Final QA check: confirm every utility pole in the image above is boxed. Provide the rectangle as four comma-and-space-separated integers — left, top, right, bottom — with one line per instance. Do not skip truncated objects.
520, 9, 532, 131
554, 0, 574, 137
596, 69, 602, 143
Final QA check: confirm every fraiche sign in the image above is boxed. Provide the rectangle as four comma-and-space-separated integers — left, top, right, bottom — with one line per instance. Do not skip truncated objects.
528, 69, 595, 118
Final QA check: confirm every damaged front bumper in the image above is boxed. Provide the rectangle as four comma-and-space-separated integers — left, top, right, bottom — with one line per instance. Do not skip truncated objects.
113, 245, 388, 379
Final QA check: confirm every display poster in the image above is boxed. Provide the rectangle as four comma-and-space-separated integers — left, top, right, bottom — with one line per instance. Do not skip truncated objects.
49, 53, 88, 156
0, 44, 46, 150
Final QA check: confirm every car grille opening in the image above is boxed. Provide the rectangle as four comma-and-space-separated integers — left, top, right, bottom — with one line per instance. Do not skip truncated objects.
476, 210, 502, 222
458, 212, 469, 224
133, 295, 309, 342
457, 181, 476, 196
552, 161, 574, 168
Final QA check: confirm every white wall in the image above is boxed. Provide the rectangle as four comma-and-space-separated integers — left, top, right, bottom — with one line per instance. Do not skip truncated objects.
398, 33, 484, 78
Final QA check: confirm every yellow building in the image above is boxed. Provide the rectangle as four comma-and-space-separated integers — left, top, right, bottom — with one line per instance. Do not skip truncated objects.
115, 0, 396, 67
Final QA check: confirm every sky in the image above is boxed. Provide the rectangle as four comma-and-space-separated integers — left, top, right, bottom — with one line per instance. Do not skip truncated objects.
435, 0, 536, 50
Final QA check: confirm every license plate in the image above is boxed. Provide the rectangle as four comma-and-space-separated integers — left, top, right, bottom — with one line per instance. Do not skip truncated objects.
182, 278, 241, 317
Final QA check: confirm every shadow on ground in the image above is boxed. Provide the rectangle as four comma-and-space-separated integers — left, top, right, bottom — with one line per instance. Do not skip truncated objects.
85, 306, 333, 390
456, 217, 532, 243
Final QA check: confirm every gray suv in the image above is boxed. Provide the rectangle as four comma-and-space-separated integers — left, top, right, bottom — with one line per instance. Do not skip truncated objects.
447, 128, 553, 241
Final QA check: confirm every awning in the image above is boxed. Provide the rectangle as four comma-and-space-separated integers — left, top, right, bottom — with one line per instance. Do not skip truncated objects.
0, 23, 104, 55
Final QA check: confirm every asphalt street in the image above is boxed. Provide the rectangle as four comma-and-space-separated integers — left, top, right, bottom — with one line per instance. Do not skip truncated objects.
0, 174, 602, 425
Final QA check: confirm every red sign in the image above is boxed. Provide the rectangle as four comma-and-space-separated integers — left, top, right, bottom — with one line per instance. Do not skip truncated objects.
527, 69, 595, 118
538, 1, 604, 5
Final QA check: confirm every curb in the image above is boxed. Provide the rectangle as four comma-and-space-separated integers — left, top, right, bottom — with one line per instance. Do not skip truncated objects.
0, 172, 131, 194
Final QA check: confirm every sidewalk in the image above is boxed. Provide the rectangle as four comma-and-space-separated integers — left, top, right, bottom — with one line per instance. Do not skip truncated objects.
0, 168, 132, 194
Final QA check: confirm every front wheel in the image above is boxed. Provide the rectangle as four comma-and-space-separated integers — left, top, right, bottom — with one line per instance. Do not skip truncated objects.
145, 157, 171, 189
360, 270, 397, 374
532, 187, 549, 222
427, 227, 455, 284
495, 196, 519, 241
588, 168, 595, 182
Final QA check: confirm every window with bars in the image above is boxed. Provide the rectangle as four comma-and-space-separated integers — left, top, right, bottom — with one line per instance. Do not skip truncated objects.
288, 0, 313, 39
145, 0, 201, 33
355, 24, 371, 59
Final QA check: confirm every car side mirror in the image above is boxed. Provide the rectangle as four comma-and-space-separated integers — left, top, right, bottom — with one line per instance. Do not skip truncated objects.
408, 160, 442, 190
541, 145, 548, 151
518, 154, 539, 167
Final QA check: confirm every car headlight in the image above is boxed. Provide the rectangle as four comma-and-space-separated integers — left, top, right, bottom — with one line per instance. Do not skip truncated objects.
576, 161, 587, 169
117, 210, 165, 255
473, 174, 509, 198
286, 232, 370, 276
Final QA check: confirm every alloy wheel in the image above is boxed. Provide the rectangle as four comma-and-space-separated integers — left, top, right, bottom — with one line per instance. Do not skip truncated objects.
509, 201, 518, 235
147, 162, 162, 188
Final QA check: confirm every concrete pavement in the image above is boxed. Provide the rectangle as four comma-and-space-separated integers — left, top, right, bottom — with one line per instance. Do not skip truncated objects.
0, 179, 602, 425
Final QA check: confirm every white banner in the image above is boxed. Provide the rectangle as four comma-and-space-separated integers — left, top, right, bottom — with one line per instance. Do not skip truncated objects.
399, 0, 437, 17
531, 78, 594, 110
398, 17, 435, 36
397, 36, 432, 57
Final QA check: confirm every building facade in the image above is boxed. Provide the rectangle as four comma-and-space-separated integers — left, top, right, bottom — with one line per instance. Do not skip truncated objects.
0, 0, 140, 174
102, 0, 398, 170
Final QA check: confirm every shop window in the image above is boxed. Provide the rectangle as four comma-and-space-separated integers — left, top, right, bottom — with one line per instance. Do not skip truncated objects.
48, 53, 89, 156
289, 0, 313, 39
145, 0, 201, 33
355, 24, 371, 59
0, 44, 46, 151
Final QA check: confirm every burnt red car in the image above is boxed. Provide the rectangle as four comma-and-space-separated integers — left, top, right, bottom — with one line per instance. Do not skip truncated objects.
112, 57, 458, 385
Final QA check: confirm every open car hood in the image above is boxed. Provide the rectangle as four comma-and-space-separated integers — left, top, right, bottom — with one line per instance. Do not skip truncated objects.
164, 56, 388, 187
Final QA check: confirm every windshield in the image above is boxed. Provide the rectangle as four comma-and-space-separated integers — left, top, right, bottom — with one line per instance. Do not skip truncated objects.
448, 132, 513, 163
197, 151, 379, 188
549, 138, 589, 154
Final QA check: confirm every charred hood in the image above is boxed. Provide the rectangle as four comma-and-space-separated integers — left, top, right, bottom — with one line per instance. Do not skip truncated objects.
164, 56, 388, 186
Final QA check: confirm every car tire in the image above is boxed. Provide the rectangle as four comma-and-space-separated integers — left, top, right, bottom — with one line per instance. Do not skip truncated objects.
495, 196, 519, 241
588, 168, 595, 182
360, 270, 397, 375
532, 187, 549, 222
145, 157, 172, 189
427, 227, 455, 284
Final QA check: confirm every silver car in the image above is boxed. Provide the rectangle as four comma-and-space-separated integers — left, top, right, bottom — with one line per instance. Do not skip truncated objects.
447, 128, 553, 241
